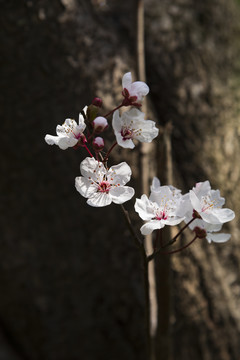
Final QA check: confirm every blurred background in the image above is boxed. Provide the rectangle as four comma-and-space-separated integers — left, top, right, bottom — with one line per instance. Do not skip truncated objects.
1, 0, 240, 359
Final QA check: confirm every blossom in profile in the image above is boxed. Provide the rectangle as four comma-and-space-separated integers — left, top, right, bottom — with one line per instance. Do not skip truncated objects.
112, 108, 158, 149
135, 178, 185, 235
75, 157, 135, 207
122, 72, 149, 106
45, 107, 87, 150
185, 215, 231, 244
183, 181, 235, 225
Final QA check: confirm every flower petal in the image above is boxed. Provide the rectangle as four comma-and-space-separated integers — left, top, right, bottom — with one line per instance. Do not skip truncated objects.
140, 220, 164, 235
75, 177, 97, 198
110, 186, 134, 204
189, 190, 202, 212
134, 195, 155, 221
130, 81, 149, 100
87, 192, 112, 207
211, 208, 235, 224
206, 233, 231, 243
109, 162, 132, 186
45, 134, 78, 150
80, 157, 106, 181
122, 72, 132, 89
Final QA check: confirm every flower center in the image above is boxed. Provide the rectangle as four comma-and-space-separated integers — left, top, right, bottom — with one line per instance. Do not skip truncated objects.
121, 127, 134, 140
201, 195, 216, 212
97, 181, 111, 193
155, 211, 168, 221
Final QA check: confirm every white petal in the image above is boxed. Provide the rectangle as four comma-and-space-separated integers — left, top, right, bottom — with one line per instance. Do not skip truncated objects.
206, 233, 231, 243
189, 190, 202, 212
110, 162, 132, 185
130, 81, 149, 100
136, 120, 159, 143
45, 134, 77, 150
87, 192, 112, 207
211, 208, 235, 224
112, 110, 122, 132
78, 113, 86, 130
200, 211, 221, 224
115, 132, 135, 149
193, 181, 211, 197
110, 186, 135, 204
140, 220, 164, 235
149, 186, 173, 206
164, 217, 185, 226
151, 177, 161, 192
80, 157, 106, 181
134, 195, 155, 221
122, 72, 132, 89
75, 177, 97, 198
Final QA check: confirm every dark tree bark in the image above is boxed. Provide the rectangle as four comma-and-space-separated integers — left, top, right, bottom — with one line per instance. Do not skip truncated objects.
1, 0, 240, 359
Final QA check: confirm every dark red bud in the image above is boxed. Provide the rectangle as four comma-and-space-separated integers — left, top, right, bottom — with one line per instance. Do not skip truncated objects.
193, 226, 207, 239
92, 97, 103, 107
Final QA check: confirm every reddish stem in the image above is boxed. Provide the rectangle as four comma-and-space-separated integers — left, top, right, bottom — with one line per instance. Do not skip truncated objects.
83, 144, 94, 158
103, 142, 117, 161
103, 103, 124, 118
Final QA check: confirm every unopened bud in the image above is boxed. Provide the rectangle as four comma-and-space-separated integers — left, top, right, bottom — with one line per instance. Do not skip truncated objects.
193, 226, 207, 239
92, 137, 104, 152
92, 97, 103, 107
92, 116, 108, 133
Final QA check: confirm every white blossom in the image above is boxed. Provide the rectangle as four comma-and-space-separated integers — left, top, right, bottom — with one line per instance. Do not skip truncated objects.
45, 107, 87, 150
122, 72, 149, 105
112, 108, 159, 149
75, 157, 135, 207
183, 181, 235, 225
135, 178, 185, 235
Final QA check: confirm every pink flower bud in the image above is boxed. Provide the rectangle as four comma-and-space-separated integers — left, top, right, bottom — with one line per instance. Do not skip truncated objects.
92, 97, 103, 107
92, 137, 105, 152
92, 116, 108, 133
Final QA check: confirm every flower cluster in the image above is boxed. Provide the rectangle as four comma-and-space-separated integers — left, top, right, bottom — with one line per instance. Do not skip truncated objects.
135, 178, 235, 244
45, 71, 235, 250
45, 72, 158, 207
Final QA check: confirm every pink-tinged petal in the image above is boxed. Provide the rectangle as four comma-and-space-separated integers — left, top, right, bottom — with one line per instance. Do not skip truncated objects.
211, 208, 235, 223
80, 157, 106, 181
140, 220, 164, 235
189, 190, 202, 212
75, 177, 97, 198
206, 233, 231, 244
110, 186, 134, 204
134, 195, 155, 221
122, 72, 132, 89
110, 162, 132, 185
87, 192, 112, 207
